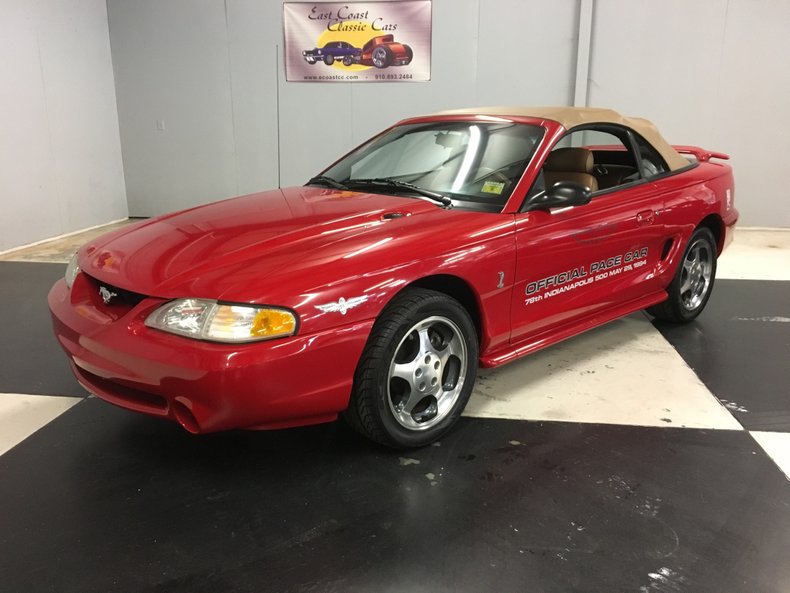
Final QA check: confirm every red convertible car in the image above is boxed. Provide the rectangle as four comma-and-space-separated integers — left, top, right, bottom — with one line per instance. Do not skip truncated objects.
49, 107, 736, 448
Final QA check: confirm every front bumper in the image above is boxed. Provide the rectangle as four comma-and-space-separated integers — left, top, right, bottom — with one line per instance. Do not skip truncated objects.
48, 277, 372, 433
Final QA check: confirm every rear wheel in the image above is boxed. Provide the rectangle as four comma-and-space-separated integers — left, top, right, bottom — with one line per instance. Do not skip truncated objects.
342, 55, 353, 66
345, 288, 478, 448
648, 227, 717, 323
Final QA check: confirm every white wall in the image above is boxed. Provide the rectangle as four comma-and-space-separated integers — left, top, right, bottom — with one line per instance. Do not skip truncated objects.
0, 0, 127, 252
108, 0, 579, 217
588, 0, 790, 227
107, 0, 789, 226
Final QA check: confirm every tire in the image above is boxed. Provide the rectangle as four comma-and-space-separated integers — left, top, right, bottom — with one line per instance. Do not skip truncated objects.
371, 46, 392, 69
345, 288, 478, 448
342, 55, 353, 67
324, 54, 334, 65
647, 226, 717, 323
403, 45, 413, 65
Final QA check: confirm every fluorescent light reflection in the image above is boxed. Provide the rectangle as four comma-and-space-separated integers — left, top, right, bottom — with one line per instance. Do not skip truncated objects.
451, 125, 481, 193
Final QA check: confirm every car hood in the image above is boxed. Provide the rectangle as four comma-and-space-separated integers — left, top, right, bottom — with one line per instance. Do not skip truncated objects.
80, 186, 460, 302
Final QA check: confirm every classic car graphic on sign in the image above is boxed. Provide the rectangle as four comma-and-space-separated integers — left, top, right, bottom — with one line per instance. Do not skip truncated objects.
49, 107, 737, 448
357, 35, 413, 68
302, 40, 360, 66
302, 35, 413, 68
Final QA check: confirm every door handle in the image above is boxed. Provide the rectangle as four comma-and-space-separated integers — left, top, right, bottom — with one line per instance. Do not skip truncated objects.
636, 210, 656, 226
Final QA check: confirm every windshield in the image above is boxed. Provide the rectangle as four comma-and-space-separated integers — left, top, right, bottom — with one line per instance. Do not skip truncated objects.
318, 121, 545, 211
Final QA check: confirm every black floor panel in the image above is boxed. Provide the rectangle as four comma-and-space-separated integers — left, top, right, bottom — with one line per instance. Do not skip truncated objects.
655, 280, 790, 431
1, 400, 788, 593
0, 262, 86, 397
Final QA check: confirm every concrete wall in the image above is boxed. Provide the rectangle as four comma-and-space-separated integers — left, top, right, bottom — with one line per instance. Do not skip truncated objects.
588, 0, 790, 227
0, 0, 127, 252
6, 0, 784, 251
108, 0, 579, 217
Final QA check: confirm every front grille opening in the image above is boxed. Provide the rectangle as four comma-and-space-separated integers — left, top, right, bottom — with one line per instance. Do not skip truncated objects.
84, 274, 147, 308
76, 367, 168, 414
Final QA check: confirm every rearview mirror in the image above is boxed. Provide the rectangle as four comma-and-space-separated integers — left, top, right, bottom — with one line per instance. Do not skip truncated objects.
434, 132, 464, 149
524, 181, 592, 212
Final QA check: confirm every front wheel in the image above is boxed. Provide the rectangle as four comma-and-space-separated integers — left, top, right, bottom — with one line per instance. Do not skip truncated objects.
647, 226, 717, 323
323, 54, 334, 65
371, 46, 392, 68
345, 288, 478, 448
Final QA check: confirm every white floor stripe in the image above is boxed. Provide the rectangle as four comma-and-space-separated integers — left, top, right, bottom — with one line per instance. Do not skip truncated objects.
717, 229, 790, 281
464, 315, 743, 430
0, 394, 83, 456
750, 431, 790, 481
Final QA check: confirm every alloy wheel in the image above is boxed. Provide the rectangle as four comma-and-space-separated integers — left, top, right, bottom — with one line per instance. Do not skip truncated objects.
387, 316, 467, 430
679, 238, 713, 310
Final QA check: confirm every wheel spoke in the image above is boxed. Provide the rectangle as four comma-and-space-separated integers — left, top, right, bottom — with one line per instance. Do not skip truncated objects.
437, 332, 460, 365
391, 361, 416, 384
418, 327, 435, 356
679, 274, 692, 294
401, 390, 426, 416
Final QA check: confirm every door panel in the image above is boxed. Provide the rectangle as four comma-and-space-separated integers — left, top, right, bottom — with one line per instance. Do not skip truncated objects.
510, 182, 666, 343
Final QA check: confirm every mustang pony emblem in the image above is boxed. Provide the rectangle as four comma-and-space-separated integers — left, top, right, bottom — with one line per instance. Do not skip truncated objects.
99, 286, 118, 305
315, 296, 367, 315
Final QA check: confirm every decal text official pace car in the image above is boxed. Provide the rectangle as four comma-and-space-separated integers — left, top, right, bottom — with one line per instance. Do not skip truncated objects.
525, 247, 649, 303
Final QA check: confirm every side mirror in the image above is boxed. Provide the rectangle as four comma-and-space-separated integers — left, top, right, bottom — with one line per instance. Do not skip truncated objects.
524, 181, 592, 212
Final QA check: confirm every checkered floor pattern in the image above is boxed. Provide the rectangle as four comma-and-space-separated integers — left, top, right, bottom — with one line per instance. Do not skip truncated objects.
0, 225, 788, 593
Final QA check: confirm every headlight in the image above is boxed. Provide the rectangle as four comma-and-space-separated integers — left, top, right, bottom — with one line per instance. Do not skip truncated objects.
144, 298, 297, 343
65, 253, 80, 289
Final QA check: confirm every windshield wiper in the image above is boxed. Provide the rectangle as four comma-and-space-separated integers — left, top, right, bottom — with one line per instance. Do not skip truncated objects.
346, 178, 453, 209
306, 175, 349, 190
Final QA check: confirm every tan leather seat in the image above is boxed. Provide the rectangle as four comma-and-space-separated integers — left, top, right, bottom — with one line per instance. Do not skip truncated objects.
543, 147, 598, 192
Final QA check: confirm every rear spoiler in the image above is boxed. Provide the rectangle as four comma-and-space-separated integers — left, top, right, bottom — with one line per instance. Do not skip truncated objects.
672, 145, 730, 162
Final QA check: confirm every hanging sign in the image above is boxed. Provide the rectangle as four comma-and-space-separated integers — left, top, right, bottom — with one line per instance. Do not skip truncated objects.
283, 1, 432, 82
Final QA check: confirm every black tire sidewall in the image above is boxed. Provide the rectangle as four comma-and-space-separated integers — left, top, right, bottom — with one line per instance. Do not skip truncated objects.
364, 291, 478, 447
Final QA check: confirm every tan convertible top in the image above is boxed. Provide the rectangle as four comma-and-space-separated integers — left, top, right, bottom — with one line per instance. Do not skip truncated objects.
434, 106, 689, 171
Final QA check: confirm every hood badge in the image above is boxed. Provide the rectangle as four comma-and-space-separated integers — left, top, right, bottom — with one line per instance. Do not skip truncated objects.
99, 286, 118, 305
315, 295, 368, 316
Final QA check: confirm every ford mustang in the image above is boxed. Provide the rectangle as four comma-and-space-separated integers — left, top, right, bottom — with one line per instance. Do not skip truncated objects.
49, 107, 737, 448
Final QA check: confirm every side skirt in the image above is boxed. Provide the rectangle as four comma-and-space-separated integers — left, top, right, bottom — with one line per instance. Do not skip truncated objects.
479, 290, 668, 368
